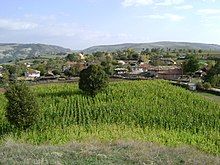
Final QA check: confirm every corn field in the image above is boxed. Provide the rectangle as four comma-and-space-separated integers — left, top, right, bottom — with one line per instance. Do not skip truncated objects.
0, 80, 219, 154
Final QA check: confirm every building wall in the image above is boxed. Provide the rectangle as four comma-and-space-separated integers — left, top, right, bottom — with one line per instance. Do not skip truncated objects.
25, 72, 40, 78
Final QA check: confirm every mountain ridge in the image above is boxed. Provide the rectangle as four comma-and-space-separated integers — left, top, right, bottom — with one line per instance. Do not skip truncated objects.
0, 43, 71, 63
83, 41, 220, 53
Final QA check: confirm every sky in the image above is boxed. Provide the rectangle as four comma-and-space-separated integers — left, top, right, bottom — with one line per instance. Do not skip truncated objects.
0, 0, 220, 49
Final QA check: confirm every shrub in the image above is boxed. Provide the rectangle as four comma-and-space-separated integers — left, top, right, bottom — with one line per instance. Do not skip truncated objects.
203, 61, 220, 88
182, 55, 200, 75
79, 64, 108, 97
52, 69, 60, 75
5, 82, 39, 129
203, 82, 212, 89
196, 82, 204, 90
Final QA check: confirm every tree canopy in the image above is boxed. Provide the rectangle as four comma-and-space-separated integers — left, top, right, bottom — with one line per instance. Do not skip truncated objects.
79, 64, 108, 97
203, 61, 220, 87
5, 82, 40, 129
183, 55, 200, 75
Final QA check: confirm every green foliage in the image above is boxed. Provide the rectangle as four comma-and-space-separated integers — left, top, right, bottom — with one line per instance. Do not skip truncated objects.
52, 69, 60, 75
79, 64, 108, 97
101, 61, 114, 75
1, 70, 10, 83
204, 61, 220, 88
131, 52, 139, 60
0, 81, 219, 154
4, 65, 17, 80
64, 67, 78, 77
46, 59, 64, 72
196, 82, 204, 90
183, 55, 200, 74
66, 53, 78, 62
203, 82, 212, 89
4, 82, 39, 129
4, 65, 16, 75
35, 64, 46, 76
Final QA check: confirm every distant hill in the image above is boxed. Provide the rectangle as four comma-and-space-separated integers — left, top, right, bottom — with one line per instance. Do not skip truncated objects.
0, 43, 71, 63
83, 41, 220, 53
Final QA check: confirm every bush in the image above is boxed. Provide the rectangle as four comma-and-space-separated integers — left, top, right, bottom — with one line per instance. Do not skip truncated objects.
5, 82, 39, 129
52, 69, 60, 75
196, 82, 204, 90
182, 55, 200, 75
203, 82, 212, 89
203, 61, 220, 88
79, 64, 108, 97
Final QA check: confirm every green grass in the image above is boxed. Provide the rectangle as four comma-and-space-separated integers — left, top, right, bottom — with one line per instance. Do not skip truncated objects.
196, 92, 220, 104
0, 140, 219, 164
0, 80, 219, 155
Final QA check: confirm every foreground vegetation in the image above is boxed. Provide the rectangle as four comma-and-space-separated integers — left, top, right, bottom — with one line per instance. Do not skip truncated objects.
0, 80, 219, 155
1, 140, 219, 164
196, 92, 220, 104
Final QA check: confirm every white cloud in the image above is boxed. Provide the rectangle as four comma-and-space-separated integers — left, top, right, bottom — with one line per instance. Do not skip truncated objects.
122, 0, 186, 7
202, 0, 216, 2
198, 8, 220, 15
175, 5, 193, 10
144, 13, 184, 21
122, 0, 154, 7
0, 18, 38, 30
156, 0, 184, 6
147, 14, 165, 19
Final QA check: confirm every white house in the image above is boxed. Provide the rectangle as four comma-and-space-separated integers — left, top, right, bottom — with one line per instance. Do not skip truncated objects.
24, 63, 31, 68
114, 68, 128, 75
25, 70, 40, 78
118, 60, 126, 65
78, 53, 85, 60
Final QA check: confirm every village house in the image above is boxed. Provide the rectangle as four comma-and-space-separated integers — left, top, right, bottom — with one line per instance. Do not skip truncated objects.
78, 53, 85, 61
25, 69, 41, 78
162, 58, 176, 65
146, 66, 182, 80
178, 54, 187, 60
24, 63, 33, 68
0, 66, 3, 79
114, 68, 128, 75
117, 60, 126, 66
130, 67, 144, 75
194, 70, 207, 78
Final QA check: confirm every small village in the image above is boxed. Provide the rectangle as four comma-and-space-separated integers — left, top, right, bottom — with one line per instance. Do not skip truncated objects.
1, 0, 220, 162
0, 48, 219, 94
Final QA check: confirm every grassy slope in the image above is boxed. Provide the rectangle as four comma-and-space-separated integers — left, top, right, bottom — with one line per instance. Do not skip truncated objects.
196, 92, 220, 104
0, 80, 219, 155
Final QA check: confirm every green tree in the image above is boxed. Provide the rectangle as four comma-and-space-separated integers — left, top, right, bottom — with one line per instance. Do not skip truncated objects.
4, 65, 17, 80
2, 70, 10, 83
101, 61, 114, 75
204, 61, 220, 87
183, 55, 200, 74
66, 53, 78, 62
52, 69, 61, 75
198, 49, 202, 53
5, 82, 40, 129
36, 64, 46, 76
79, 64, 108, 97
64, 64, 83, 77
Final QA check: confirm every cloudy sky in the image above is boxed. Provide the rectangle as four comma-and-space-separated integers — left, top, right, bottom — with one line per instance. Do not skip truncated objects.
0, 0, 220, 49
